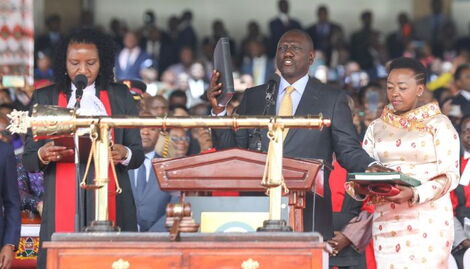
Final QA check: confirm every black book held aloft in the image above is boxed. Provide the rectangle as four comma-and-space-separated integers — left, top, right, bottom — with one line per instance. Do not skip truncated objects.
213, 37, 235, 107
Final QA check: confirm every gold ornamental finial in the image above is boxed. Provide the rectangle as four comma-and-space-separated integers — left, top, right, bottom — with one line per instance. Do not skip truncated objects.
7, 110, 30, 134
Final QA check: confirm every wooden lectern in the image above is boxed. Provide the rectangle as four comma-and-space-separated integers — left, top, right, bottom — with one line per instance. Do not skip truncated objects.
153, 148, 324, 232
44, 149, 330, 269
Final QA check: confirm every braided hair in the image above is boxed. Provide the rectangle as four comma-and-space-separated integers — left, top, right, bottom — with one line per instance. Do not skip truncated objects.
388, 57, 427, 85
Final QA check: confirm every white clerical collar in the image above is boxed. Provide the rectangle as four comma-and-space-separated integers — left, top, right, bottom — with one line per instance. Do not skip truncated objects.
278, 74, 309, 95
460, 90, 470, 101
71, 81, 96, 96
67, 82, 107, 117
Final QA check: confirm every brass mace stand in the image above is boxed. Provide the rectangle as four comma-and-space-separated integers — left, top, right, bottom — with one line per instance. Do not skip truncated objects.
8, 105, 330, 232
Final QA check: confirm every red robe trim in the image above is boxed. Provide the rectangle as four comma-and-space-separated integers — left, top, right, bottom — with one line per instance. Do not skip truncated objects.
55, 90, 116, 232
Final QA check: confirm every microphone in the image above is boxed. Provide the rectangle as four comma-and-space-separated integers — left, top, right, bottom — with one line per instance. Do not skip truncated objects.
73, 74, 88, 109
265, 79, 277, 105
252, 75, 279, 151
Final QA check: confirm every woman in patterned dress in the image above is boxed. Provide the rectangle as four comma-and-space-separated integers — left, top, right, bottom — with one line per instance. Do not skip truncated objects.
348, 57, 460, 268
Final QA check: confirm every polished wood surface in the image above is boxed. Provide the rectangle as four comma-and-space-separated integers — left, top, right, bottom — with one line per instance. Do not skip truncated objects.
45, 232, 329, 269
152, 148, 323, 193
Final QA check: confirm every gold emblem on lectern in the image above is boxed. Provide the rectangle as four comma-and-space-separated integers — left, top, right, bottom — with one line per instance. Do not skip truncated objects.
112, 258, 130, 269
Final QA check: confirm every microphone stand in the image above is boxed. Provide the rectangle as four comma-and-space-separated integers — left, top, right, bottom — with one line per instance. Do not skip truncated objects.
74, 95, 84, 232
253, 80, 276, 151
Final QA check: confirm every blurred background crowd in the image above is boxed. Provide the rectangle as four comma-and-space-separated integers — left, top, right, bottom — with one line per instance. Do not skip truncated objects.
0, 0, 468, 216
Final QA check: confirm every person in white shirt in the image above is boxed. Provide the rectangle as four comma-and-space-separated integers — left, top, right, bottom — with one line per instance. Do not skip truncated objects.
115, 31, 153, 80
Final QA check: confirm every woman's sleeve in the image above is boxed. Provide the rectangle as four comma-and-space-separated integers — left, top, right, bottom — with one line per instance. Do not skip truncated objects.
362, 121, 376, 160
120, 85, 144, 170
345, 122, 377, 201
414, 116, 460, 204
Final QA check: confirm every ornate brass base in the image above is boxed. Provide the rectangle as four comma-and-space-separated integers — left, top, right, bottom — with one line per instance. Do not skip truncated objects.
257, 220, 293, 232
84, 220, 120, 232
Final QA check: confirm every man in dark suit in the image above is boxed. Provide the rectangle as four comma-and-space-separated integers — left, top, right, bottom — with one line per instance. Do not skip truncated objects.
451, 64, 470, 118
0, 141, 20, 269
35, 14, 62, 60
413, 0, 455, 58
350, 11, 380, 78
305, 6, 342, 67
140, 26, 178, 77
129, 122, 178, 232
207, 29, 377, 240
177, 10, 198, 51
115, 31, 153, 80
240, 39, 275, 86
268, 0, 302, 57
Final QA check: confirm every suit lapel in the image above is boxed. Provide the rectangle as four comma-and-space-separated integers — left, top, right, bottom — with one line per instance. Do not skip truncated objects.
142, 153, 160, 197
128, 169, 137, 196
294, 77, 320, 115
145, 167, 157, 198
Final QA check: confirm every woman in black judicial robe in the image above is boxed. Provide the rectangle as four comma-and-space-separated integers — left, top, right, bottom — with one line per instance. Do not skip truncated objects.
23, 28, 144, 269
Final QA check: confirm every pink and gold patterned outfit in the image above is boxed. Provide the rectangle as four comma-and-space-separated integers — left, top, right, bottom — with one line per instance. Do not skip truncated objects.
362, 102, 460, 268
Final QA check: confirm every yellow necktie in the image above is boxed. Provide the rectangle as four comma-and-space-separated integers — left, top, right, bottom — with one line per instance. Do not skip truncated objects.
278, 86, 295, 116
278, 86, 295, 138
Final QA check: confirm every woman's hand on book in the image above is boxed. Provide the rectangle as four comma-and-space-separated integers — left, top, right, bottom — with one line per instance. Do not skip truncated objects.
384, 185, 413, 204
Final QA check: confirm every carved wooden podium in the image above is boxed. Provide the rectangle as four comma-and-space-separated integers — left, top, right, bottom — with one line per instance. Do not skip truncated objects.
153, 148, 324, 232
44, 149, 330, 269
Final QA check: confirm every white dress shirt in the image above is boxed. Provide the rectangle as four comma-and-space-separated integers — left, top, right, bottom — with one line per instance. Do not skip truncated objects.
275, 74, 308, 115
252, 56, 267, 86
119, 47, 141, 70
279, 13, 289, 26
